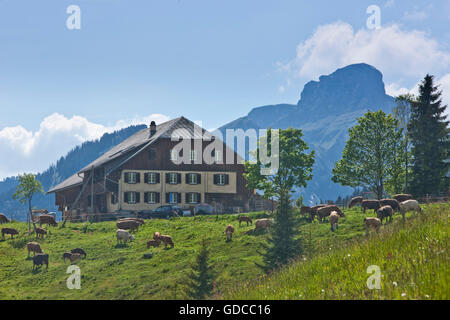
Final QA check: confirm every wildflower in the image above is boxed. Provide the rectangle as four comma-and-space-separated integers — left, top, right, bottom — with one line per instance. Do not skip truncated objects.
321, 289, 325, 293
387, 252, 392, 259
425, 295, 430, 298
393, 281, 398, 287
401, 293, 406, 297
347, 254, 351, 257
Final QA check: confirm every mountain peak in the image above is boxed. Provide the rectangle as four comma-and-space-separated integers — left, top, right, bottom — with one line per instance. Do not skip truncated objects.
297, 63, 389, 114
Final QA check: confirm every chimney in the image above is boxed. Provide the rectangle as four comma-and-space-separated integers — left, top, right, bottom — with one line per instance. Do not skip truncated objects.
150, 121, 156, 137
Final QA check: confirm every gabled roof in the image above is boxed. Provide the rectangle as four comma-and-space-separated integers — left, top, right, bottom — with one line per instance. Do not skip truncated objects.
47, 116, 223, 194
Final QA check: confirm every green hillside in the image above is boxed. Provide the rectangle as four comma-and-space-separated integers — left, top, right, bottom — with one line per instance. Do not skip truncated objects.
0, 203, 448, 300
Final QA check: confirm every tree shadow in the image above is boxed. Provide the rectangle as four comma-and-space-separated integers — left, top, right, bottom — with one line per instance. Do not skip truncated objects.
244, 228, 269, 236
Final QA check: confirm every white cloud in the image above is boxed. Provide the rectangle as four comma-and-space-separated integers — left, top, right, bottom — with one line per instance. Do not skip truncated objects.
403, 9, 428, 21
437, 74, 450, 119
0, 113, 170, 179
280, 22, 450, 85
384, 0, 395, 8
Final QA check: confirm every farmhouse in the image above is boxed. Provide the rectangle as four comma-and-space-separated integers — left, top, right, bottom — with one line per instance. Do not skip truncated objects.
47, 117, 253, 221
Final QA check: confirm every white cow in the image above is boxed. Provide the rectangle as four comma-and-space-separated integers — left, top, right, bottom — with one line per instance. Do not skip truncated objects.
399, 199, 423, 220
116, 229, 135, 244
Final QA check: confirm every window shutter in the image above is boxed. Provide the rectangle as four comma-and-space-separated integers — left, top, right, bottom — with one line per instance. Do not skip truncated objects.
166, 173, 170, 183
165, 193, 169, 203
196, 193, 201, 203
177, 193, 182, 203
225, 174, 229, 185
156, 173, 160, 183
136, 173, 140, 183
144, 192, 148, 203
144, 173, 149, 184
124, 172, 129, 183
186, 173, 190, 184
213, 174, 218, 185
177, 173, 181, 184
156, 192, 160, 203
136, 192, 140, 203
124, 192, 129, 203
197, 174, 201, 184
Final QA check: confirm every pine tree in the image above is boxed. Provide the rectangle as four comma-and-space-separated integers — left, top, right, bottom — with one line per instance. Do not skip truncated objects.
260, 190, 301, 272
187, 239, 215, 299
408, 75, 449, 197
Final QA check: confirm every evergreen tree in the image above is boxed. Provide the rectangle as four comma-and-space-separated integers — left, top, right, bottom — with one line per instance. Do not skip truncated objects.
260, 190, 301, 272
187, 239, 215, 299
408, 75, 449, 197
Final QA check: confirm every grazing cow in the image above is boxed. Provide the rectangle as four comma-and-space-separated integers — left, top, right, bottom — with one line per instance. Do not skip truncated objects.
399, 199, 423, 220
364, 217, 381, 235
329, 211, 340, 232
118, 218, 145, 226
316, 205, 345, 222
63, 252, 81, 264
154, 233, 174, 248
377, 205, 393, 225
0, 213, 9, 224
300, 206, 312, 216
348, 196, 363, 208
26, 242, 43, 257
393, 194, 413, 203
380, 199, 400, 212
71, 248, 87, 258
225, 224, 235, 241
117, 220, 140, 232
35, 214, 58, 227
238, 216, 252, 227
146, 239, 161, 249
33, 253, 49, 270
308, 204, 327, 221
35, 227, 47, 239
254, 218, 273, 231
116, 229, 135, 244
361, 200, 381, 214
1, 227, 19, 240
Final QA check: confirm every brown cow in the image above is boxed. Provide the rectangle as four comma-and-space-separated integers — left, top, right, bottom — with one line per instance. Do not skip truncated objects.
26, 242, 43, 257
238, 216, 252, 227
154, 232, 174, 248
63, 252, 81, 264
379, 199, 400, 212
116, 220, 140, 232
118, 218, 145, 225
1, 227, 18, 240
364, 217, 381, 235
146, 239, 161, 248
254, 218, 273, 230
33, 253, 49, 270
35, 214, 58, 227
35, 227, 47, 239
329, 211, 339, 231
377, 205, 393, 225
316, 205, 345, 222
348, 196, 363, 208
225, 224, 235, 241
0, 213, 10, 224
361, 200, 381, 214
393, 194, 413, 203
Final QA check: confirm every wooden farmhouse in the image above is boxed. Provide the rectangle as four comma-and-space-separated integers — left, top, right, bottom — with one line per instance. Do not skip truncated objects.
47, 117, 253, 221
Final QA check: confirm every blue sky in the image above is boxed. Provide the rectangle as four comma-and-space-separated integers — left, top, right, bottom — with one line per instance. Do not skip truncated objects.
0, 0, 449, 178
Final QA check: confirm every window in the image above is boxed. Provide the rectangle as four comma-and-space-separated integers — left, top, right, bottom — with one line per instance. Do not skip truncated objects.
214, 174, 229, 185
111, 193, 118, 204
170, 149, 178, 161
125, 172, 139, 184
147, 192, 156, 204
124, 192, 140, 204
148, 172, 157, 184
190, 150, 197, 161
189, 173, 197, 184
169, 173, 178, 184
148, 148, 156, 160
169, 192, 177, 204
187, 193, 199, 204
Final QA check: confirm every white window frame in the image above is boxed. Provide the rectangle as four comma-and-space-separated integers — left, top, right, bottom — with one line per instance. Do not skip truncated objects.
190, 150, 197, 162
214, 150, 221, 162
128, 192, 136, 204
188, 193, 197, 204
147, 192, 156, 204
169, 192, 177, 204
217, 174, 226, 185
148, 172, 157, 184
170, 149, 178, 161
128, 172, 137, 184
169, 173, 178, 184
189, 173, 197, 185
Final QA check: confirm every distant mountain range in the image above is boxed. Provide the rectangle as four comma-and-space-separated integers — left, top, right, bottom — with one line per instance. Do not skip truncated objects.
0, 63, 397, 220
219, 63, 396, 204
0, 125, 146, 221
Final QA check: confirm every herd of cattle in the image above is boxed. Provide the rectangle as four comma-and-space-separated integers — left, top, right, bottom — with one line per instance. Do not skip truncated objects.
0, 194, 424, 270
300, 193, 423, 233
